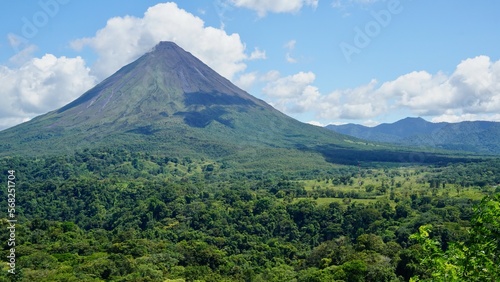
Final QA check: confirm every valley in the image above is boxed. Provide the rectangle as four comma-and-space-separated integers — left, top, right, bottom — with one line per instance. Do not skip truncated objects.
0, 148, 498, 281
0, 42, 498, 281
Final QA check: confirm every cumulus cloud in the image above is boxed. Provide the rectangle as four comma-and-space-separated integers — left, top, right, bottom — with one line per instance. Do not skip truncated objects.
71, 2, 256, 81
229, 0, 318, 17
234, 71, 258, 90
378, 56, 500, 118
234, 69, 280, 91
377, 71, 453, 114
262, 56, 500, 123
329, 80, 389, 119
262, 72, 386, 119
263, 71, 315, 98
262, 71, 330, 114
0, 55, 96, 130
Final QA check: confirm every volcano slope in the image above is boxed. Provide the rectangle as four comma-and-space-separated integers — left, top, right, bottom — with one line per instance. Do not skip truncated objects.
0, 42, 466, 168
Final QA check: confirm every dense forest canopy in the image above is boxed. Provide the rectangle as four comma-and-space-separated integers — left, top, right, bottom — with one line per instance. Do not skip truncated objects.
1, 148, 499, 281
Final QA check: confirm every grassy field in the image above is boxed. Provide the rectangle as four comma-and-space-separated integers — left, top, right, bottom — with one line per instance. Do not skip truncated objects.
295, 166, 491, 206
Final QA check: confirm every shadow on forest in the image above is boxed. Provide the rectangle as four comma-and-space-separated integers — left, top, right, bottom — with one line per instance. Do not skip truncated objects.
313, 144, 478, 166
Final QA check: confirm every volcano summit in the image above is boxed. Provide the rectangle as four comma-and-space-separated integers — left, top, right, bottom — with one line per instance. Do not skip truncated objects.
0, 42, 364, 165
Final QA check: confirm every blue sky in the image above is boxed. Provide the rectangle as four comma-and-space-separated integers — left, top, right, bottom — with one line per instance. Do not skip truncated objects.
1, 0, 500, 130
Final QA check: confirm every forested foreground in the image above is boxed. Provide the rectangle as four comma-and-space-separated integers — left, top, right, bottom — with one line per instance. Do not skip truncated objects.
0, 149, 499, 281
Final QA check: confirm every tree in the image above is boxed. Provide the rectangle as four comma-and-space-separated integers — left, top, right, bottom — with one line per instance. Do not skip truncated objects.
410, 193, 500, 281
341, 260, 367, 282
461, 193, 500, 281
355, 234, 385, 253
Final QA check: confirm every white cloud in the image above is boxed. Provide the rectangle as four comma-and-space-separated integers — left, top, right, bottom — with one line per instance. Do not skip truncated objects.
262, 71, 331, 115
7, 33, 38, 66
378, 56, 500, 116
71, 2, 252, 81
0, 54, 96, 130
284, 40, 297, 63
261, 56, 500, 124
214, 0, 234, 30
321, 79, 388, 119
230, 0, 318, 17
8, 44, 38, 66
332, 0, 380, 9
361, 119, 381, 127
307, 120, 325, 127
263, 71, 315, 98
431, 113, 500, 123
326, 121, 348, 126
332, 0, 380, 17
286, 54, 297, 64
249, 47, 267, 60
262, 72, 387, 119
262, 70, 281, 81
234, 72, 258, 90
284, 40, 296, 50
377, 70, 454, 113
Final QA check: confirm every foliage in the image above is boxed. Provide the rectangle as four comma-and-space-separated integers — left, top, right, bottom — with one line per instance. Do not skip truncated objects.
410, 193, 500, 281
0, 148, 497, 281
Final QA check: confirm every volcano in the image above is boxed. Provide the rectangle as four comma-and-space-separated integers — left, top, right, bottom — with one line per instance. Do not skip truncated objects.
55, 41, 272, 128
0, 42, 372, 165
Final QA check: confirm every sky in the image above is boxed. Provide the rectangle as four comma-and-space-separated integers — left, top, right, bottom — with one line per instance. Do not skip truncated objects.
1, 0, 500, 131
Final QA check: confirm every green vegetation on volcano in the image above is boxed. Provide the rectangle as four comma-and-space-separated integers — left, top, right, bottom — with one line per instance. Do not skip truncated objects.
0, 42, 498, 281
0, 42, 476, 169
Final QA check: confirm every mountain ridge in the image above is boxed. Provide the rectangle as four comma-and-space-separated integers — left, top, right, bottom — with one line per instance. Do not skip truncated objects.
326, 117, 500, 154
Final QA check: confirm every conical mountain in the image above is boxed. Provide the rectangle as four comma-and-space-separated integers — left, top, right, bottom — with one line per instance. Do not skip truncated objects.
0, 42, 372, 165
55, 41, 271, 128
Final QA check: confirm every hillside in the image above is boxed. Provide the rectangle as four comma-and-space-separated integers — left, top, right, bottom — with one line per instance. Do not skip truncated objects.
0, 41, 497, 282
326, 117, 500, 155
0, 42, 466, 167
0, 42, 349, 164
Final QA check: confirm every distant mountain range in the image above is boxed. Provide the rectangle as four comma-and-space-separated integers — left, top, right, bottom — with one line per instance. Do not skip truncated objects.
326, 117, 500, 155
